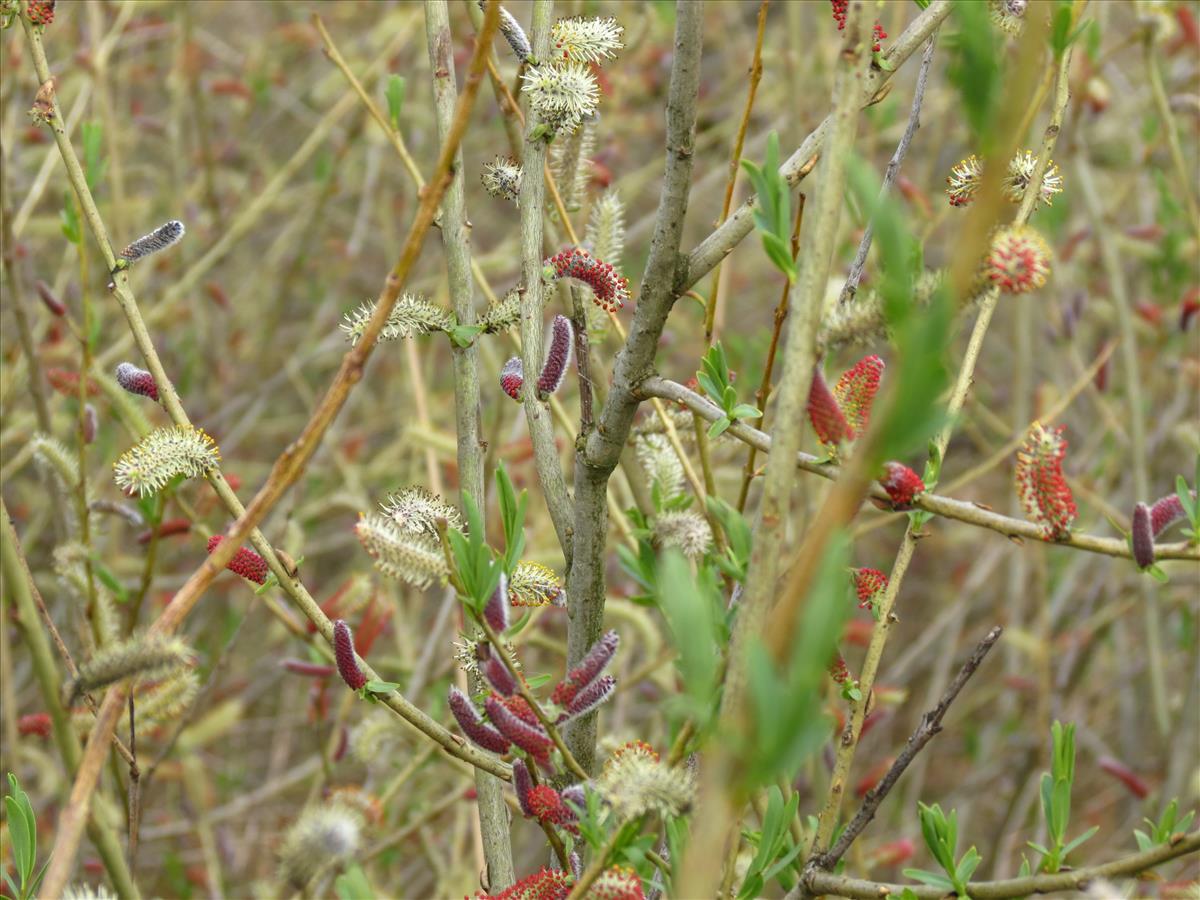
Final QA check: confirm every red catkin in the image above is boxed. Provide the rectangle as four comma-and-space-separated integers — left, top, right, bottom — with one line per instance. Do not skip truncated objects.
853, 568, 888, 610
206, 534, 268, 584
332, 619, 368, 691
807, 366, 851, 447
280, 659, 335, 678
1097, 756, 1150, 799
544, 247, 630, 312
115, 362, 160, 401
1014, 423, 1077, 540
878, 462, 925, 509
512, 758, 536, 817
36, 280, 65, 316
833, 355, 884, 439
485, 693, 554, 762
500, 357, 524, 401
137, 518, 191, 545
18, 712, 52, 738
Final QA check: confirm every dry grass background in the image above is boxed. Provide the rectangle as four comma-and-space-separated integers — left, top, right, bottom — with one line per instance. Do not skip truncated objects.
1, 1, 1198, 897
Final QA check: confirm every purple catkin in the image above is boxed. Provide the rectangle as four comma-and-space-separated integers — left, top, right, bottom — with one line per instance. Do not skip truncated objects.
482, 648, 518, 696
500, 357, 524, 401
571, 630, 618, 689
448, 686, 512, 754
483, 572, 509, 633
485, 694, 554, 760
512, 758, 536, 817
115, 362, 159, 401
83, 404, 97, 444
1131, 503, 1155, 569
561, 785, 586, 815
332, 620, 367, 690
1150, 493, 1188, 537
559, 674, 615, 723
537, 314, 574, 398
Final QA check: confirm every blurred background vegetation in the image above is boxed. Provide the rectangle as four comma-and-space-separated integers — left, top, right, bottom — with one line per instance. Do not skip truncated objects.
1, 1, 1197, 897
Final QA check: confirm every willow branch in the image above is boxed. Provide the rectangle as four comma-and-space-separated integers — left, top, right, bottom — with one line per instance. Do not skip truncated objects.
563, 0, 704, 776
425, 0, 517, 889
638, 377, 1198, 562
803, 832, 1200, 899
517, 0, 576, 562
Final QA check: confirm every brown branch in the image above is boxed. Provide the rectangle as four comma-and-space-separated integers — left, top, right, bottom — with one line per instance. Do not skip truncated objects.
563, 0, 705, 777
803, 831, 1200, 899
806, 626, 1003, 874
639, 377, 1200, 563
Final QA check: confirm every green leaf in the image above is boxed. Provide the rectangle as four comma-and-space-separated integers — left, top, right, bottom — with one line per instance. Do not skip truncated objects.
448, 323, 484, 347
60, 199, 81, 245
696, 371, 724, 403
946, 0, 1003, 148
385, 75, 406, 130
708, 416, 732, 439
81, 121, 107, 193
3, 871, 21, 900
955, 846, 981, 883
902, 868, 955, 890
1176, 474, 1197, 524
495, 464, 527, 569
334, 862, 375, 900
1061, 825, 1099, 857
1133, 830, 1152, 852
1050, 2, 1073, 57
524, 672, 553, 690
89, 557, 129, 603
364, 680, 399, 694
656, 552, 723, 730
1145, 564, 1169, 583
731, 404, 762, 420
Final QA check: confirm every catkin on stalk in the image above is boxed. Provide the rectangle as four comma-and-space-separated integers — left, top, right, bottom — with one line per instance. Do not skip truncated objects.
119, 220, 185, 263
65, 634, 192, 704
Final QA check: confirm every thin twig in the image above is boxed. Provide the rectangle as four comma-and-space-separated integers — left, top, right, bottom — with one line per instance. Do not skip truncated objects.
703, 0, 769, 344
838, 34, 937, 304
734, 183, 809, 513
806, 626, 1003, 874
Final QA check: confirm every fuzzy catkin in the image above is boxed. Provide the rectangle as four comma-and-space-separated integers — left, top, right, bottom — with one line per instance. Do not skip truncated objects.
66, 634, 192, 704
277, 804, 364, 889
379, 486, 461, 536
119, 220, 184, 263
112, 425, 219, 496
339, 294, 452, 344
354, 513, 448, 587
